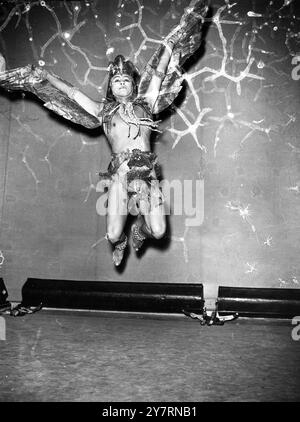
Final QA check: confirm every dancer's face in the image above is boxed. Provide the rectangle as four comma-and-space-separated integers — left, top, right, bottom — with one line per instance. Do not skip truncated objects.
110, 74, 133, 99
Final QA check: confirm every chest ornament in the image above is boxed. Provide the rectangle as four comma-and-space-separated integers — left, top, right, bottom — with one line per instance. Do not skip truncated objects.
102, 99, 162, 139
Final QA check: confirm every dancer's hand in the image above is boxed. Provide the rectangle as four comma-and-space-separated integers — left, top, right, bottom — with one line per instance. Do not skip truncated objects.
0, 52, 6, 72
0, 64, 48, 89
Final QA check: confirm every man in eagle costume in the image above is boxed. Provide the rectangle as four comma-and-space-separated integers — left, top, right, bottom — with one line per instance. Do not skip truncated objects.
0, 0, 208, 266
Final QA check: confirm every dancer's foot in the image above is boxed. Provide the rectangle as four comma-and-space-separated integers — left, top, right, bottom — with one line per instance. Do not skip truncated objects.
112, 235, 128, 266
131, 220, 146, 252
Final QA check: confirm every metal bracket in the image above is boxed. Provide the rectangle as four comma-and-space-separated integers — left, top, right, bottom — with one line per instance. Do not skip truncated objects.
183, 307, 239, 326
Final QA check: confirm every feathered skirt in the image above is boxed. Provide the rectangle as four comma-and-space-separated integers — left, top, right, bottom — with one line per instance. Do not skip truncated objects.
99, 148, 163, 214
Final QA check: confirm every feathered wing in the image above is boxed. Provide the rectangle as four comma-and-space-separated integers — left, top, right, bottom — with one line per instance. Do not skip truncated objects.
0, 65, 101, 129
138, 0, 209, 114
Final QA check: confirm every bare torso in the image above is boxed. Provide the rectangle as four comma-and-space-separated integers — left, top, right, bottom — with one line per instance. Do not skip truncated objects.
102, 103, 152, 154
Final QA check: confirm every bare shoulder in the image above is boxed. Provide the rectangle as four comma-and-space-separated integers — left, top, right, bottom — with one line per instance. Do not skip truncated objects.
134, 96, 151, 113
97, 101, 105, 113
95, 100, 106, 123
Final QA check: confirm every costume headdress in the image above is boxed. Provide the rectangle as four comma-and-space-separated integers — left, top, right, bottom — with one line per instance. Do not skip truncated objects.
106, 55, 140, 101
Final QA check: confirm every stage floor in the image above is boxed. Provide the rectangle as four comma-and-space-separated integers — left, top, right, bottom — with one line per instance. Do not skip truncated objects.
0, 309, 300, 402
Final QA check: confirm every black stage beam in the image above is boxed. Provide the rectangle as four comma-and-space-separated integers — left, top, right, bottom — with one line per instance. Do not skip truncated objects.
217, 286, 300, 318
22, 278, 204, 314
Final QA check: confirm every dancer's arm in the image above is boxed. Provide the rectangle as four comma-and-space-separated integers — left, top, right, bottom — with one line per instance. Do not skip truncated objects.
138, 0, 209, 114
0, 54, 102, 128
45, 71, 103, 119
142, 39, 176, 110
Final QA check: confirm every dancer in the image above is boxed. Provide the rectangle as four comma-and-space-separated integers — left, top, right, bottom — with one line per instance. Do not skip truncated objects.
0, 0, 208, 266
